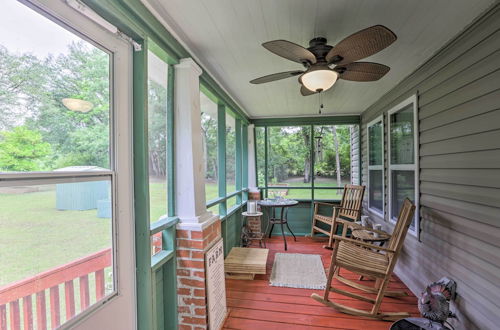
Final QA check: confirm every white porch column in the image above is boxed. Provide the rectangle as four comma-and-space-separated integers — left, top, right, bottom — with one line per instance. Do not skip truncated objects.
174, 58, 216, 228
247, 124, 258, 191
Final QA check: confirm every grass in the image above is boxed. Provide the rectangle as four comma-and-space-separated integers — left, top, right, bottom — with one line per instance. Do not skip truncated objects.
0, 178, 346, 286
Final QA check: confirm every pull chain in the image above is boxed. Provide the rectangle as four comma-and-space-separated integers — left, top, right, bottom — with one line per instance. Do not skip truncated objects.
318, 92, 324, 114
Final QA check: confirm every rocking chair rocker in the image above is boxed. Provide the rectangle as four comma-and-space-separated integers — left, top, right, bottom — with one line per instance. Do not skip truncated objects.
311, 198, 416, 321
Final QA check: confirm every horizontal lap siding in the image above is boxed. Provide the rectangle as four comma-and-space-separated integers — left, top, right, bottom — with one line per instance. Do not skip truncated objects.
360, 4, 500, 330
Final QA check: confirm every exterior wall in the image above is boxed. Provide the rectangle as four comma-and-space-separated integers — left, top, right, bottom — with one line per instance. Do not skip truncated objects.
360, 4, 500, 330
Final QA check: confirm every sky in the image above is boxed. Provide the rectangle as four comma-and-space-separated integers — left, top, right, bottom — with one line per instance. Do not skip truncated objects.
0, 0, 84, 58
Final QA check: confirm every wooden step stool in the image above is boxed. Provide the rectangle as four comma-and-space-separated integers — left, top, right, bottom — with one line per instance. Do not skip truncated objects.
224, 247, 269, 280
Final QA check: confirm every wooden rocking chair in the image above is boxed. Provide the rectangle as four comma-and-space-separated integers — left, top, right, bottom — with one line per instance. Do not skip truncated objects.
311, 198, 416, 321
311, 184, 365, 249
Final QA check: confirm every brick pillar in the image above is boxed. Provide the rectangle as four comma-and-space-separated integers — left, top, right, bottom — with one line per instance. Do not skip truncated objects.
247, 215, 262, 236
176, 220, 222, 329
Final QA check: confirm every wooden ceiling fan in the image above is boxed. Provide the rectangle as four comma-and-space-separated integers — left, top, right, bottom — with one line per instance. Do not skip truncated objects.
250, 25, 396, 96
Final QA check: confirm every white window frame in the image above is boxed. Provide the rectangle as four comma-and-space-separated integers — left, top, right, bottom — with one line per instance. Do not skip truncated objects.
387, 94, 419, 237
0, 1, 136, 329
366, 115, 384, 218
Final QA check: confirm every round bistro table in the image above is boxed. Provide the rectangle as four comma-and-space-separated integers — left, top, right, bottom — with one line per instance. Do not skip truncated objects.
258, 199, 299, 251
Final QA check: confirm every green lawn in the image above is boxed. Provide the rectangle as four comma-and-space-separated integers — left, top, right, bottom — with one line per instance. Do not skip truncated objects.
0, 178, 346, 287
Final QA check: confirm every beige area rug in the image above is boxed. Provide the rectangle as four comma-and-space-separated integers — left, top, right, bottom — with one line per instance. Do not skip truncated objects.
269, 253, 327, 289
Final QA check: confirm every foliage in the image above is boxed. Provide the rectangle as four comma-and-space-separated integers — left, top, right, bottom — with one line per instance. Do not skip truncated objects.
0, 126, 51, 171
256, 125, 352, 186
0, 42, 110, 171
148, 79, 168, 177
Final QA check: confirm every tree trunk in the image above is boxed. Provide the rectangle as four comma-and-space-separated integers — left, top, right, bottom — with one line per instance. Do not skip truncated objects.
332, 126, 342, 187
303, 129, 311, 183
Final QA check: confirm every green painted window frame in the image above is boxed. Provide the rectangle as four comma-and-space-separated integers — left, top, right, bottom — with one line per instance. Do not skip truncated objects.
253, 116, 361, 206
204, 98, 249, 221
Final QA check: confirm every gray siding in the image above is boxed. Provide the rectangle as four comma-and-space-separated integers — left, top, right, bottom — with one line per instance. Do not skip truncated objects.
350, 125, 360, 185
360, 4, 500, 330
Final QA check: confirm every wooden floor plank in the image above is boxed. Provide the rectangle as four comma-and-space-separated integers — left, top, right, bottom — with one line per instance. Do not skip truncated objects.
224, 237, 417, 329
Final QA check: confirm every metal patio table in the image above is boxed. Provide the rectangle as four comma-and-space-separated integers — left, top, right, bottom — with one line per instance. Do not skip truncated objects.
258, 198, 299, 251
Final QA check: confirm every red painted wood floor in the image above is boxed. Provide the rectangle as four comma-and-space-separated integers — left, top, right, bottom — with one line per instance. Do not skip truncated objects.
223, 236, 419, 329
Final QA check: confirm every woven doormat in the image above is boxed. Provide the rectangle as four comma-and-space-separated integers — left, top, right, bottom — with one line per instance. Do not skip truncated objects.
270, 253, 327, 289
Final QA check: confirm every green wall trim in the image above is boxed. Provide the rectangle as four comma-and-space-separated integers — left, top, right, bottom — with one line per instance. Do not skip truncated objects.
235, 119, 243, 204
167, 64, 176, 217
131, 41, 154, 330
252, 115, 360, 127
217, 103, 227, 216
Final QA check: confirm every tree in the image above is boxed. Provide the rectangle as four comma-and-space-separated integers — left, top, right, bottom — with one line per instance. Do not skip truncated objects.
0, 126, 51, 171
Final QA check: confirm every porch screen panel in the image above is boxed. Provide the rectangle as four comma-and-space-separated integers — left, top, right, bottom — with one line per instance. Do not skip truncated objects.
313, 125, 352, 200
226, 112, 237, 194
255, 127, 266, 187
200, 92, 218, 203
267, 126, 311, 199
147, 49, 169, 223
367, 119, 384, 213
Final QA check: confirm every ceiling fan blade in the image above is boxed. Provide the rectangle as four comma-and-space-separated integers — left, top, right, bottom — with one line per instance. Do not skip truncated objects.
326, 25, 396, 65
300, 85, 317, 96
336, 62, 390, 81
250, 70, 304, 84
262, 40, 317, 64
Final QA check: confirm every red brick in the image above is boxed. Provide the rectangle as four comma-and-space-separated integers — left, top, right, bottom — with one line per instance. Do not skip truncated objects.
191, 251, 204, 260
178, 306, 190, 313
183, 297, 206, 306
176, 230, 190, 239
194, 327, 206, 330
190, 230, 204, 240
182, 316, 206, 325
179, 278, 205, 288
177, 250, 191, 258
177, 269, 191, 276
178, 239, 204, 249
193, 271, 205, 278
194, 308, 206, 316
177, 288, 191, 295
193, 289, 206, 297
179, 324, 192, 330
178, 259, 204, 269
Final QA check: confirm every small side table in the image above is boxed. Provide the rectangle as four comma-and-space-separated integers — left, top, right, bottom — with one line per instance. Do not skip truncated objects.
351, 227, 390, 282
241, 211, 266, 248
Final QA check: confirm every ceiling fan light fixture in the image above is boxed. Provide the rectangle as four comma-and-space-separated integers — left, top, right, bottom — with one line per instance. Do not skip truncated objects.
300, 67, 338, 92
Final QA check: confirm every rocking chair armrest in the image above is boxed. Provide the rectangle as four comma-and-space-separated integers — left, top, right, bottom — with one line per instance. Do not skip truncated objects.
314, 201, 340, 207
331, 235, 396, 253
351, 227, 391, 237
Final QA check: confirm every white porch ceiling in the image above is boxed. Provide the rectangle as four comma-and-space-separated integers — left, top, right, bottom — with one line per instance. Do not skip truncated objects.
143, 0, 494, 118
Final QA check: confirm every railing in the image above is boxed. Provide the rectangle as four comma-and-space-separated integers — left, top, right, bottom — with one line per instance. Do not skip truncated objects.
0, 248, 112, 330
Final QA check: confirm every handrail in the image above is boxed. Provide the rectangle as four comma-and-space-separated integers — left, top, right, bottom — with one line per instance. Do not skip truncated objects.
150, 216, 178, 235
0, 248, 112, 330
0, 248, 111, 305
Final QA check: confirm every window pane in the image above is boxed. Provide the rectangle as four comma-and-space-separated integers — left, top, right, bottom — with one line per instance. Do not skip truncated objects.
368, 121, 383, 166
369, 169, 383, 212
268, 188, 311, 200
255, 127, 265, 187
0, 180, 114, 326
391, 170, 415, 228
226, 112, 236, 194
227, 196, 237, 209
0, 2, 110, 172
267, 126, 311, 187
390, 104, 414, 164
313, 188, 343, 200
313, 125, 351, 187
148, 49, 168, 222
200, 92, 218, 202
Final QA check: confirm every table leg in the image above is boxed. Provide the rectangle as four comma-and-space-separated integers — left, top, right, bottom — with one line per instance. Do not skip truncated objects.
280, 207, 288, 250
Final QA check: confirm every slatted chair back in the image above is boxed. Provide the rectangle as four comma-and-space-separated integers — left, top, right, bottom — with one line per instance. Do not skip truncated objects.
337, 184, 365, 221
387, 198, 416, 257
